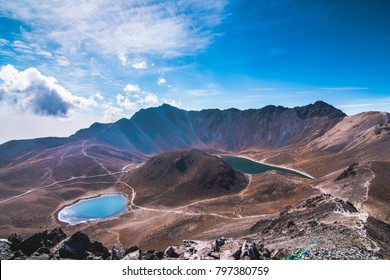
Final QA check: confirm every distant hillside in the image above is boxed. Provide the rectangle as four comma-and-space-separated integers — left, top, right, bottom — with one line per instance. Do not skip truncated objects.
122, 149, 249, 207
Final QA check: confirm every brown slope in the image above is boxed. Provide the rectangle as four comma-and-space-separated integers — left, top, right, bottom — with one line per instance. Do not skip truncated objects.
123, 149, 249, 208
260, 111, 390, 178
308, 112, 390, 161
365, 161, 390, 223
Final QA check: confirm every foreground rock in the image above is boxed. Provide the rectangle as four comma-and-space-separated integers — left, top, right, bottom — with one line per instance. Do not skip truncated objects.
55, 231, 110, 260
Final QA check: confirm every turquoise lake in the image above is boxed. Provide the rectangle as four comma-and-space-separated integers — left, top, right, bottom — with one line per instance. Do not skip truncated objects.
58, 194, 127, 225
220, 155, 311, 179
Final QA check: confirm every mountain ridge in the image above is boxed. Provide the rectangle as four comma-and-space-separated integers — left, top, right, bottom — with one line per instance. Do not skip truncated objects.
73, 100, 346, 151
0, 101, 347, 168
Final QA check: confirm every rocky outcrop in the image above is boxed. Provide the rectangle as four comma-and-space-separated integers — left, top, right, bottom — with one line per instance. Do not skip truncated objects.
366, 216, 390, 258
335, 163, 359, 181
11, 228, 66, 257
0, 223, 384, 260
55, 232, 110, 260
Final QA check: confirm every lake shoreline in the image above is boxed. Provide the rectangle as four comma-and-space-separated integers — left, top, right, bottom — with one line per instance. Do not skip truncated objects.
217, 153, 314, 179
57, 193, 128, 226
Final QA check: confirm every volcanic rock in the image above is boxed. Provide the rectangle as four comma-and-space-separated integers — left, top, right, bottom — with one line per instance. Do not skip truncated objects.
56, 231, 109, 260
111, 244, 126, 260
164, 246, 179, 258
14, 231, 47, 256
123, 249, 141, 260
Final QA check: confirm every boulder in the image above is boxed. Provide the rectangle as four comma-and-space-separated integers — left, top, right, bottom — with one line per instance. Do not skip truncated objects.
125, 245, 140, 254
0, 241, 14, 260
46, 228, 66, 247
240, 242, 260, 260
154, 251, 164, 259
58, 232, 94, 259
164, 246, 179, 258
11, 250, 26, 260
14, 231, 47, 256
92, 240, 110, 259
232, 248, 241, 260
213, 238, 226, 252
36, 247, 51, 255
111, 244, 126, 260
142, 250, 160, 260
7, 233, 22, 249
123, 249, 141, 260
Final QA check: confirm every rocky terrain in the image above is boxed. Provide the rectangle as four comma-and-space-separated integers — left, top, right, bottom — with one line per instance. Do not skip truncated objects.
1, 190, 386, 260
0, 101, 389, 260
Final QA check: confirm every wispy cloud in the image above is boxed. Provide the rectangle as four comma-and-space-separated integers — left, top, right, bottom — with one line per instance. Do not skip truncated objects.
318, 87, 369, 91
250, 88, 279, 91
2, 0, 227, 58
337, 103, 374, 108
337, 103, 390, 108
187, 89, 220, 96
110, 82, 180, 122
131, 61, 148, 70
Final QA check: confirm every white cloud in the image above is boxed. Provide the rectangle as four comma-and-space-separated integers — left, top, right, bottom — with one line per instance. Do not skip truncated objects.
0, 64, 95, 117
94, 92, 104, 101
117, 83, 177, 112
2, 0, 227, 58
116, 94, 137, 110
124, 83, 141, 92
187, 89, 220, 96
131, 61, 147, 69
157, 77, 167, 86
116, 91, 159, 110
144, 93, 159, 107
118, 53, 127, 66
103, 106, 125, 122
163, 99, 181, 108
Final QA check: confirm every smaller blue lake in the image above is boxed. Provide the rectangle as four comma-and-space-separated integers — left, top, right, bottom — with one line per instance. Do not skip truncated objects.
220, 155, 312, 179
58, 194, 127, 225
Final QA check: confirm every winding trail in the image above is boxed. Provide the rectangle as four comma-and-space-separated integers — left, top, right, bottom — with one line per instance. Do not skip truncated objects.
82, 140, 114, 176
118, 173, 267, 221
0, 172, 121, 205
1, 152, 265, 222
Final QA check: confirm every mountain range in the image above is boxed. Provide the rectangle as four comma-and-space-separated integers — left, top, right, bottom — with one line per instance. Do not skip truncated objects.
0, 101, 389, 259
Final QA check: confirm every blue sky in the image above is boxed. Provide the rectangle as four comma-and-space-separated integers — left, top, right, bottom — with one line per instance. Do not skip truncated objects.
0, 0, 389, 142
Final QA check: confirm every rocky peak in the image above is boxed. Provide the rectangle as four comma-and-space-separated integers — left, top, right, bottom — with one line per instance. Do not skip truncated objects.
294, 101, 346, 119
